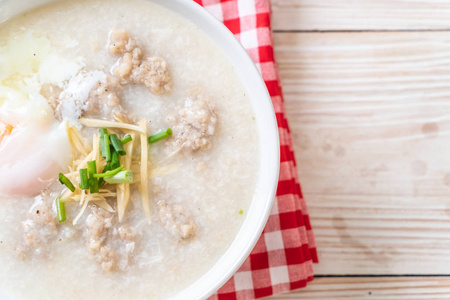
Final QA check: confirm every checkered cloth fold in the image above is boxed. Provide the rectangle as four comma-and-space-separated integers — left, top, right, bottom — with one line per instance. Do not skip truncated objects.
192, 0, 318, 299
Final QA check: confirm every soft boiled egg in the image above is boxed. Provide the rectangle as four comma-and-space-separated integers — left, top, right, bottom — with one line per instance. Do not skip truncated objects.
0, 97, 72, 196
0, 29, 79, 197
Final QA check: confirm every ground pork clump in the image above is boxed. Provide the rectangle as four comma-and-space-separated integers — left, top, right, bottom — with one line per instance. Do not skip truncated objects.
19, 198, 137, 272
167, 88, 217, 151
109, 29, 172, 94
83, 75, 127, 119
109, 30, 138, 55
42, 72, 128, 121
40, 83, 62, 111
85, 205, 137, 272
19, 191, 58, 257
157, 201, 195, 240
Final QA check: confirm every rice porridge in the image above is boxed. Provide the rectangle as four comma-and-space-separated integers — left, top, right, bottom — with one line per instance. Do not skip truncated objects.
0, 0, 259, 299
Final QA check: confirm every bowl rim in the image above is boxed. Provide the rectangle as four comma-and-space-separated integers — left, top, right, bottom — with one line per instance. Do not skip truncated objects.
155, 1, 280, 299
0, 0, 280, 299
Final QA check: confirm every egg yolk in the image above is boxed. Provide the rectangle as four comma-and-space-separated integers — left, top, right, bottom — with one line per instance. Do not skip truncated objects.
0, 123, 13, 144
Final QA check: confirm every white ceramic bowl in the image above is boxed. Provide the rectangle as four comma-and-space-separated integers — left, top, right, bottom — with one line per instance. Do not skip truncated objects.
0, 1, 280, 299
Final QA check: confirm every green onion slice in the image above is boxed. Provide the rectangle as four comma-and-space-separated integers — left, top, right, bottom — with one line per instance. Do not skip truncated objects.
87, 160, 97, 177
148, 128, 172, 144
56, 197, 66, 223
94, 165, 124, 178
58, 173, 75, 192
111, 149, 120, 169
104, 170, 133, 184
87, 160, 99, 193
90, 178, 99, 194
109, 134, 126, 156
98, 163, 112, 189
79, 169, 89, 190
120, 134, 132, 145
99, 128, 111, 162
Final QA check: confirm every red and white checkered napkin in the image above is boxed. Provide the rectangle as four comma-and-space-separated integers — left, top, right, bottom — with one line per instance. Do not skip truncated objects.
192, 0, 318, 299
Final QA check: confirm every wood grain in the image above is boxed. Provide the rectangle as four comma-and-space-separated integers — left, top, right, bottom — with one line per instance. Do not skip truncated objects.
269, 277, 450, 299
273, 31, 450, 274
271, 0, 450, 31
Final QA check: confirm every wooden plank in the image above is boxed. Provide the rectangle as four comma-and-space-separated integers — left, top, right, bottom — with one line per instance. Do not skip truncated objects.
271, 0, 450, 31
274, 31, 450, 274
269, 277, 450, 299
306, 195, 450, 275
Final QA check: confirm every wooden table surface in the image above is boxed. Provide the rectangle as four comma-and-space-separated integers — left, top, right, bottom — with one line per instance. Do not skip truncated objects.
270, 1, 450, 299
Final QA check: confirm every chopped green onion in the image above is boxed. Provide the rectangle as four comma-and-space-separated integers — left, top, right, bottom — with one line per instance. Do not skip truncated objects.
94, 165, 124, 178
58, 173, 75, 192
87, 160, 97, 177
99, 128, 111, 162
56, 197, 66, 223
109, 134, 126, 156
104, 170, 133, 184
120, 134, 132, 145
148, 128, 172, 144
98, 163, 112, 188
111, 149, 120, 169
90, 178, 99, 194
87, 160, 99, 193
79, 169, 89, 190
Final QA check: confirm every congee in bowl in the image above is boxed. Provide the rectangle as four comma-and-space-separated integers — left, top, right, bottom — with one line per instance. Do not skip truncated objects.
0, 0, 277, 299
